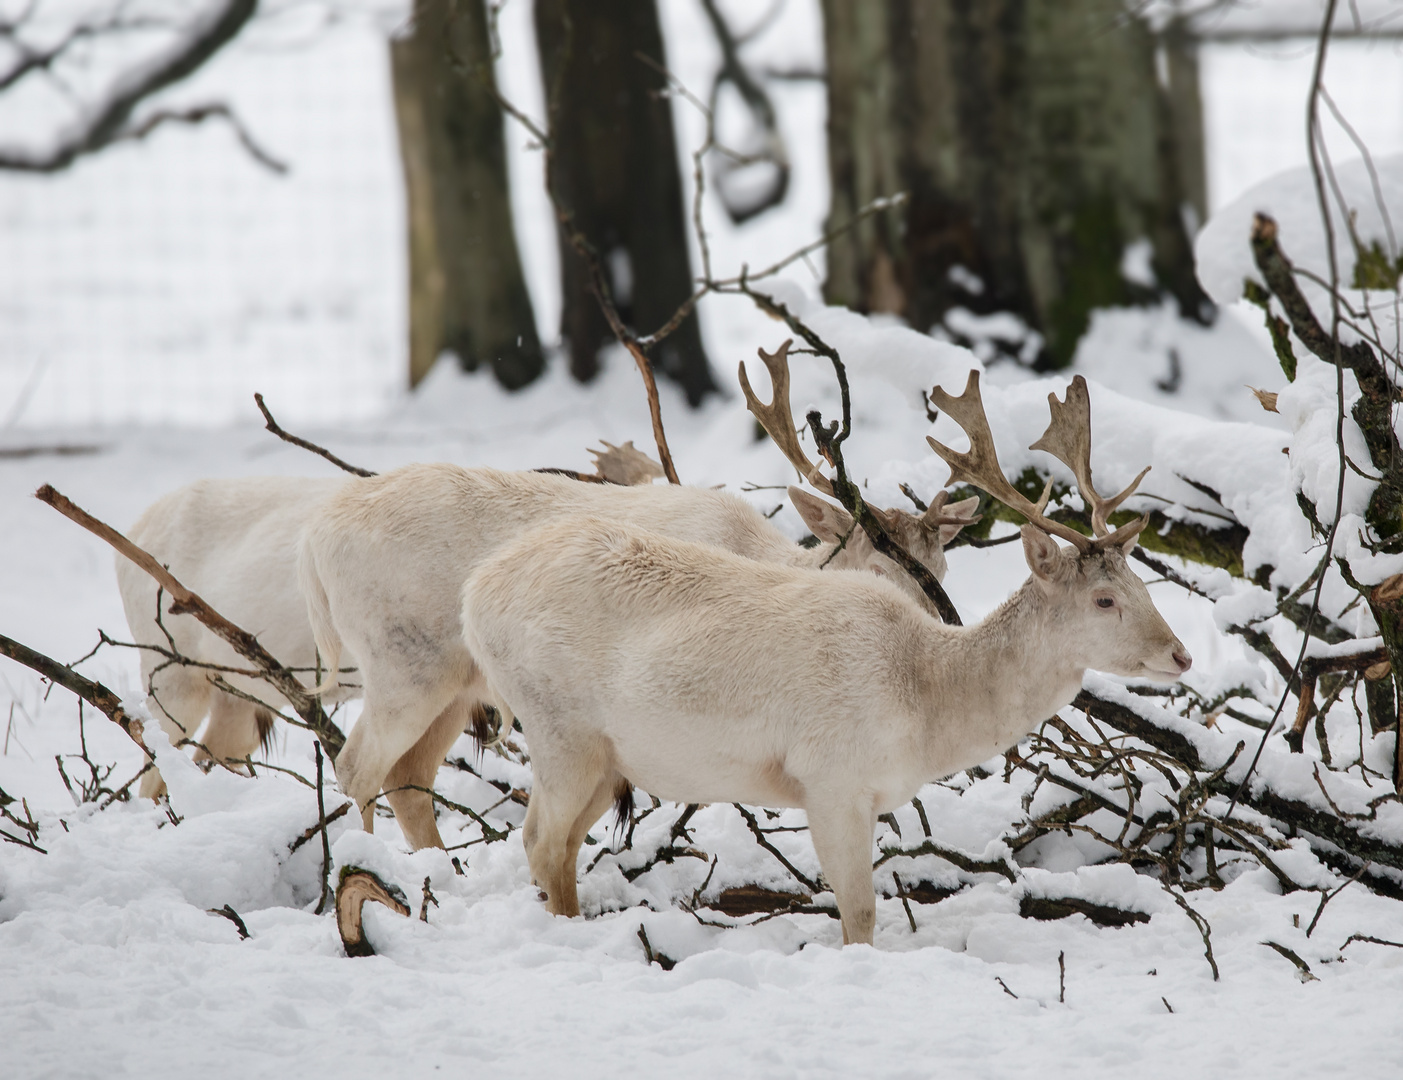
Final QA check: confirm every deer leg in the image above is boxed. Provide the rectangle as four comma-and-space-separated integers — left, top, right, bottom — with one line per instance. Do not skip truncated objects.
137, 666, 210, 801
381, 696, 477, 851
524, 742, 613, 918
805, 798, 879, 946
197, 689, 266, 774
334, 684, 457, 834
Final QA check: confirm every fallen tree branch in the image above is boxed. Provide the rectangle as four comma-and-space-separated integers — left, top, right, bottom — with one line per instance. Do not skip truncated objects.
874, 838, 1018, 882
1074, 689, 1403, 875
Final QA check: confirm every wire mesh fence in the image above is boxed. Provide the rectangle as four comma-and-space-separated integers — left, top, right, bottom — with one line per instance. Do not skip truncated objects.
0, 14, 406, 429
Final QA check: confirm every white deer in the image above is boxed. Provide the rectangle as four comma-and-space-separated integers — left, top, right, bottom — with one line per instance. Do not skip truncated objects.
459, 372, 1191, 946
302, 342, 978, 850
117, 476, 354, 799
115, 445, 678, 800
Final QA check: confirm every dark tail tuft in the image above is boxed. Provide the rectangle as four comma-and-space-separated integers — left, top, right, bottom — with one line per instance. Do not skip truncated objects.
468, 702, 500, 760
611, 780, 634, 845
254, 707, 277, 754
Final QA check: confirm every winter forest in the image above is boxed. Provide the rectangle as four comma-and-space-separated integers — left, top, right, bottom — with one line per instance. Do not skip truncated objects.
3, 0, 1403, 1076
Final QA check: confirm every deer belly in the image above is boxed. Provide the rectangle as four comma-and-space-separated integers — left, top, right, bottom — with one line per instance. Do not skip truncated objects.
606, 716, 808, 809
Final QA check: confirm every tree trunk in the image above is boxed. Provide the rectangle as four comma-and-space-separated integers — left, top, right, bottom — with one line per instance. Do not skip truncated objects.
534, 0, 716, 406
822, 0, 1211, 369
391, 0, 543, 390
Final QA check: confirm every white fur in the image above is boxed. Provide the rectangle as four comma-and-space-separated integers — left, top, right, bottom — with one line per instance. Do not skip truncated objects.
299, 463, 973, 849
460, 518, 1191, 946
116, 476, 355, 799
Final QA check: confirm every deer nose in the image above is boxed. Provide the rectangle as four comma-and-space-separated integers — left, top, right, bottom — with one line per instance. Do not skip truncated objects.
1172, 648, 1193, 673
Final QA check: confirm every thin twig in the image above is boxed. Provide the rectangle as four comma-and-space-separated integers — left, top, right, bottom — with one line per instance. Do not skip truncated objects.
254, 393, 375, 477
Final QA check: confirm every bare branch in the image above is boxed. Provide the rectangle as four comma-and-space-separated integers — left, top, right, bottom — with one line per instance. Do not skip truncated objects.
0, 1, 264, 173
254, 393, 375, 477
0, 631, 151, 758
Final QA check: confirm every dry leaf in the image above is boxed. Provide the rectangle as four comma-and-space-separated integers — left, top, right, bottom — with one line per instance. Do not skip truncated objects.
1247, 386, 1279, 413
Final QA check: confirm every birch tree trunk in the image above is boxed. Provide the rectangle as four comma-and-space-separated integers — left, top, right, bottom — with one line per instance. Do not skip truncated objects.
823, 0, 1210, 369
391, 0, 543, 389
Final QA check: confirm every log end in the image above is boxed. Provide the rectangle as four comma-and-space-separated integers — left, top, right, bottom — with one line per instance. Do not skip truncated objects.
335, 867, 410, 957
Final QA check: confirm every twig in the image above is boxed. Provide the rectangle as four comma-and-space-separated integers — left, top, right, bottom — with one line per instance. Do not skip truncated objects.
1340, 933, 1403, 950
1169, 888, 1220, 981
116, 103, 287, 175
207, 903, 250, 940
636, 924, 676, 970
874, 838, 1017, 882
1261, 940, 1319, 981
0, 631, 151, 758
419, 876, 439, 923
314, 741, 333, 915
254, 393, 375, 477
732, 804, 819, 893
1306, 863, 1370, 937
1058, 951, 1066, 1004
894, 875, 917, 933
288, 800, 351, 855
381, 783, 511, 843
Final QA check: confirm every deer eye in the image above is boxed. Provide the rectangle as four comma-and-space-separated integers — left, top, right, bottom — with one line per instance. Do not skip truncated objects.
1095, 596, 1116, 610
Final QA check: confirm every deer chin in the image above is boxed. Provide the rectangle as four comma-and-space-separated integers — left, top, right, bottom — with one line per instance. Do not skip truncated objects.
1137, 664, 1188, 683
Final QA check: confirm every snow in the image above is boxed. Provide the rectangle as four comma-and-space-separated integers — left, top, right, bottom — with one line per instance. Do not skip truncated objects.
4, 324, 1403, 1075
4, 3, 1403, 1077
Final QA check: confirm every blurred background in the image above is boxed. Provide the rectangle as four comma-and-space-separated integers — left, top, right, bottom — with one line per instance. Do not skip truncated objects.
1, 0, 1401, 429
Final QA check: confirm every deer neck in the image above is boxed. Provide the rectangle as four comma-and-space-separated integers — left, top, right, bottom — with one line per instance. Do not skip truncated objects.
914, 578, 1087, 776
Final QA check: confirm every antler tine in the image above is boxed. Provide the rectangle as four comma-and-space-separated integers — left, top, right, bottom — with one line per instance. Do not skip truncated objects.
918, 488, 983, 529
925, 370, 1090, 552
1029, 375, 1150, 538
738, 339, 835, 497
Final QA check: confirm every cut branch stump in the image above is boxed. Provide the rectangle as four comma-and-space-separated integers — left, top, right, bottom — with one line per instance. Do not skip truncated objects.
335, 868, 411, 958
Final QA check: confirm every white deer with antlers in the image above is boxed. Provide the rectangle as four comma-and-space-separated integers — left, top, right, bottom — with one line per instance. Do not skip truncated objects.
460, 371, 1191, 945
302, 342, 978, 850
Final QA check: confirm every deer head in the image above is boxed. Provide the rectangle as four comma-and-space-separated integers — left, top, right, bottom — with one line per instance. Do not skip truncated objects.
927, 371, 1191, 680
787, 485, 980, 585
740, 340, 981, 595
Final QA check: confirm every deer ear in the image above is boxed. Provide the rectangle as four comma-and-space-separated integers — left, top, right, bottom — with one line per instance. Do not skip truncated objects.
1021, 524, 1064, 582
788, 486, 853, 543
936, 496, 982, 545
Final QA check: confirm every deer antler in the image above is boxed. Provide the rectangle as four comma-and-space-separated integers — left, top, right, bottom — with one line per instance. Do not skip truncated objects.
738, 339, 835, 497
916, 489, 982, 529
925, 371, 1093, 553
589, 440, 665, 486
1028, 375, 1149, 548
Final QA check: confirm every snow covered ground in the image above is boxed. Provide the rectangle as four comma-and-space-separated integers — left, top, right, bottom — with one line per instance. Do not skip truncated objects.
4, 3, 1403, 1078
4, 332, 1403, 1079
